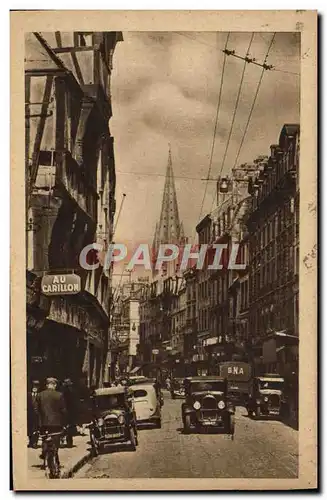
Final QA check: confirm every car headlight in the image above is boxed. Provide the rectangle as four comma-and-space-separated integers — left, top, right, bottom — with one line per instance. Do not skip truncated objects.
193, 401, 201, 410
218, 400, 225, 409
118, 414, 125, 425
97, 418, 104, 427
264, 397, 268, 402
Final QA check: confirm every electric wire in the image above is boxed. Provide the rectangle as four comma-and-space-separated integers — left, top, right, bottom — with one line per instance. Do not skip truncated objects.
208, 33, 255, 214
231, 33, 276, 172
194, 32, 230, 240
212, 33, 254, 209
209, 33, 276, 214
116, 171, 207, 181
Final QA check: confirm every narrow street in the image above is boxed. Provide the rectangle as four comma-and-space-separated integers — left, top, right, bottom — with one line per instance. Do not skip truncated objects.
75, 392, 298, 479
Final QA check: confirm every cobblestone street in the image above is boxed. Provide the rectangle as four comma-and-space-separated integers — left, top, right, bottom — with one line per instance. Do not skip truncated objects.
75, 392, 298, 479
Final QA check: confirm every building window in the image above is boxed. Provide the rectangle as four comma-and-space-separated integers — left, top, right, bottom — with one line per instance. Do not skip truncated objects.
76, 32, 93, 46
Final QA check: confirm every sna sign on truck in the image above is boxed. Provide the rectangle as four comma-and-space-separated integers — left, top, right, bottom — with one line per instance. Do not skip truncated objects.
219, 362, 252, 381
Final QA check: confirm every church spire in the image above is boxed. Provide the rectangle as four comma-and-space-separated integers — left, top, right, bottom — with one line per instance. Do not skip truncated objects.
153, 145, 184, 278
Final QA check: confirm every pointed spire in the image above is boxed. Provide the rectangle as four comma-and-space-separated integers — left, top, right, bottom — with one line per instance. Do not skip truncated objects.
152, 144, 184, 278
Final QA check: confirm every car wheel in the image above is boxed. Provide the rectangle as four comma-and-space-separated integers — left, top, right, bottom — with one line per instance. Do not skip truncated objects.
184, 414, 191, 434
130, 427, 137, 451
171, 393, 175, 400
155, 418, 162, 429
255, 407, 261, 418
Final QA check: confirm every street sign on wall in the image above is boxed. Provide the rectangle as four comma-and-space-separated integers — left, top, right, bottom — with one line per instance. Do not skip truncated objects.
41, 274, 81, 295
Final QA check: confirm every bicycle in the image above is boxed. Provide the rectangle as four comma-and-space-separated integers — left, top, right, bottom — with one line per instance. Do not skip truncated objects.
39, 429, 63, 479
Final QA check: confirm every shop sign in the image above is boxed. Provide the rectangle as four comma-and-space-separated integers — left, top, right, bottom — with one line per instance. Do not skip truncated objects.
41, 274, 81, 296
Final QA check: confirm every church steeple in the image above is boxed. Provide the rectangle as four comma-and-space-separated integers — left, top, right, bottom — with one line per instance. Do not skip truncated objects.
152, 145, 184, 278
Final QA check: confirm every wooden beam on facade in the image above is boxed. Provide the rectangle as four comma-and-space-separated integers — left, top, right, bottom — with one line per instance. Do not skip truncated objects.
28, 75, 54, 205
55, 32, 62, 48
33, 32, 67, 71
71, 52, 85, 86
53, 46, 96, 54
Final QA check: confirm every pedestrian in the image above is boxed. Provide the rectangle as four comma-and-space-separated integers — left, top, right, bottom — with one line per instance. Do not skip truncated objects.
165, 376, 171, 391
62, 378, 77, 448
77, 376, 91, 427
27, 380, 40, 448
36, 377, 67, 466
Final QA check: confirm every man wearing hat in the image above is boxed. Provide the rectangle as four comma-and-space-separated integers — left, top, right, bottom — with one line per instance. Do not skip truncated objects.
27, 380, 40, 448
36, 377, 67, 464
62, 378, 77, 448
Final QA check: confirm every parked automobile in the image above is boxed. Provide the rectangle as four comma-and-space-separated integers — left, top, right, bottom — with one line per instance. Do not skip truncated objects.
88, 387, 138, 455
246, 374, 287, 418
170, 378, 185, 399
130, 383, 162, 428
181, 376, 235, 438
126, 376, 147, 386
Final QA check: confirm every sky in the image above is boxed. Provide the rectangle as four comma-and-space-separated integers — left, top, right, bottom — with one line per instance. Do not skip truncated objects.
109, 31, 300, 283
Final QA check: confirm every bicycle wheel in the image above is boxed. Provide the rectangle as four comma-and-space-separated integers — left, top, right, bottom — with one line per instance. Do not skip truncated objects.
47, 452, 60, 479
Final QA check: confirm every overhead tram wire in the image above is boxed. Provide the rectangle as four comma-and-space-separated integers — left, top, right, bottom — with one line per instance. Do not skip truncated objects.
208, 33, 255, 214
193, 32, 230, 245
116, 170, 207, 181
175, 32, 218, 50
176, 31, 298, 78
231, 32, 276, 172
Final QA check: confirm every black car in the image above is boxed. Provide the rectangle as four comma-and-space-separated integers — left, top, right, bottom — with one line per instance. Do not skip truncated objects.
170, 378, 185, 399
181, 376, 235, 438
88, 387, 138, 455
246, 375, 287, 418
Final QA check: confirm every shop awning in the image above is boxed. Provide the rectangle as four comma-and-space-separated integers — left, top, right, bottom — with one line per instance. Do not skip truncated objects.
129, 366, 142, 375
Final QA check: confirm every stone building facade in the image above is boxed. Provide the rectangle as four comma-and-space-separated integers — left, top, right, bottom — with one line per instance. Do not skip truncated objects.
246, 124, 300, 378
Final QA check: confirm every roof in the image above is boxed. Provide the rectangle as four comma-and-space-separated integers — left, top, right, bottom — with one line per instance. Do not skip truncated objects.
94, 387, 129, 396
129, 383, 156, 391
128, 378, 154, 386
279, 124, 300, 148
257, 377, 284, 383
185, 376, 225, 382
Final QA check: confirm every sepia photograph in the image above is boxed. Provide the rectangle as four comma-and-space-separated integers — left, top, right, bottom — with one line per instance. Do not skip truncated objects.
11, 10, 317, 490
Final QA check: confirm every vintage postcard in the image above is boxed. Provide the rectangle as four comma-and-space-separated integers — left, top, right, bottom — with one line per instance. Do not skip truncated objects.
11, 10, 317, 491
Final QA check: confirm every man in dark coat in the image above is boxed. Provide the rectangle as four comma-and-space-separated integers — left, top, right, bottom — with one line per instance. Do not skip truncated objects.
37, 377, 67, 464
62, 378, 77, 447
27, 380, 40, 448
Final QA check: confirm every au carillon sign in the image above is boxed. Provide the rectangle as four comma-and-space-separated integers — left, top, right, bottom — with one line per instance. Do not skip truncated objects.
41, 274, 81, 296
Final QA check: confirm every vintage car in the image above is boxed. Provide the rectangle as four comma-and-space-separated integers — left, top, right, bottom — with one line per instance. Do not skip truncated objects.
170, 378, 186, 399
181, 376, 235, 438
130, 383, 162, 428
88, 387, 138, 455
125, 376, 147, 386
246, 374, 287, 418
128, 377, 164, 407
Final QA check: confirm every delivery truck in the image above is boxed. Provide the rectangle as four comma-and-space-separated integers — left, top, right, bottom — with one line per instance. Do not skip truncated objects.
219, 361, 252, 406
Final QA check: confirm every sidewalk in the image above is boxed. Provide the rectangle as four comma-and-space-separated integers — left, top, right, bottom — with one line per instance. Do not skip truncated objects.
28, 433, 91, 479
